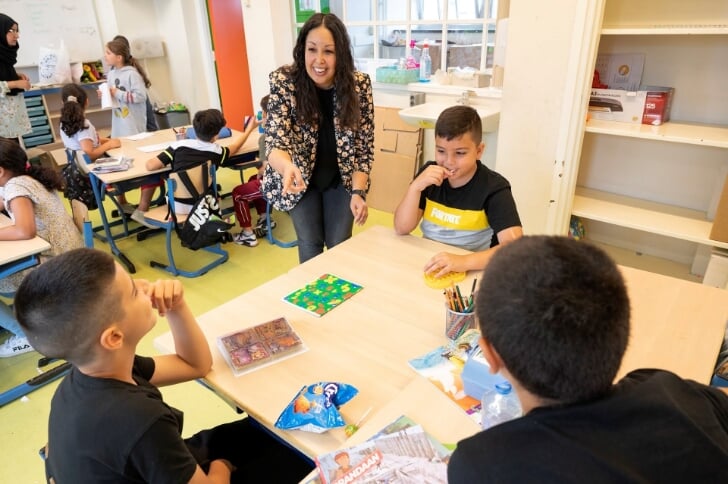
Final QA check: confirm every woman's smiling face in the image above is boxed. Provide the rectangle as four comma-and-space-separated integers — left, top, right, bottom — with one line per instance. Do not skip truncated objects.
305, 25, 336, 89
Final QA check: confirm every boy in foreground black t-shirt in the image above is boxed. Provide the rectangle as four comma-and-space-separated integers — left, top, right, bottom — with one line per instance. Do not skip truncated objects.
448, 236, 728, 483
15, 248, 313, 483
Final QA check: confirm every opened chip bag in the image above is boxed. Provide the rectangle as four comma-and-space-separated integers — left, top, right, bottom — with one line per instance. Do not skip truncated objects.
275, 382, 358, 433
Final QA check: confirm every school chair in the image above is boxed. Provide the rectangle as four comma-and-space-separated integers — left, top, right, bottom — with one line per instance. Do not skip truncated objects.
64, 149, 130, 235
264, 202, 298, 248
141, 161, 229, 277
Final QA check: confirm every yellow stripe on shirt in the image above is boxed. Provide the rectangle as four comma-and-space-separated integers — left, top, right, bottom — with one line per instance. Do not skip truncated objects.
422, 199, 488, 231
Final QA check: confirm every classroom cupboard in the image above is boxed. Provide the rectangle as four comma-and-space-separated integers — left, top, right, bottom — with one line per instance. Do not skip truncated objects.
495, 0, 727, 285
22, 82, 110, 149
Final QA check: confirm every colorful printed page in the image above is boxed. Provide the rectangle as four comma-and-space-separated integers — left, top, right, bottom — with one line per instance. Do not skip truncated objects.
283, 274, 363, 317
314, 417, 451, 484
216, 317, 306, 376
408, 329, 483, 426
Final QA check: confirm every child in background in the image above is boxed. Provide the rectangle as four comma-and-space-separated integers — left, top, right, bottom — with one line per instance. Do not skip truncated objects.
60, 83, 157, 229
104, 37, 151, 137
447, 236, 728, 482
145, 108, 257, 220
14, 248, 315, 482
230, 95, 276, 246
112, 34, 159, 132
0, 138, 83, 357
393, 105, 522, 276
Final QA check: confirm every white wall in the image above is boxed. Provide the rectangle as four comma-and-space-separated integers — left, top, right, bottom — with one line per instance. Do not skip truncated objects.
240, 0, 295, 107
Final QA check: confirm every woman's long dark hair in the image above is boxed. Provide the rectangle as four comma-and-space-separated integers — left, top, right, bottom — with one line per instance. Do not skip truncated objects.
286, 13, 359, 129
59, 83, 88, 137
0, 137, 63, 191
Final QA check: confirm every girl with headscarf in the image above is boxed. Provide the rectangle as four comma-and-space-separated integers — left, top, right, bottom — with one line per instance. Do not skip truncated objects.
0, 13, 31, 143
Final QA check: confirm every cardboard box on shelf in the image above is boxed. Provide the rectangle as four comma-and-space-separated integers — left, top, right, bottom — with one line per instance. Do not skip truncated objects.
589, 85, 673, 125
589, 88, 647, 124
369, 106, 423, 212
710, 175, 728, 243
641, 86, 674, 126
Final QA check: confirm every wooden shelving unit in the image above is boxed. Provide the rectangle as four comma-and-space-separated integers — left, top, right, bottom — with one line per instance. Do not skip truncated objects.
22, 82, 110, 148
573, 0, 728, 280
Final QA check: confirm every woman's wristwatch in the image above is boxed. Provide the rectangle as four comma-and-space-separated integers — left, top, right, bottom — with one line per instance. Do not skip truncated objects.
351, 189, 367, 200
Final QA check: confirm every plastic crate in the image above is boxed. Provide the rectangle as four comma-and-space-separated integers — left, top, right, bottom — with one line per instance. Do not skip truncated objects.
376, 66, 419, 84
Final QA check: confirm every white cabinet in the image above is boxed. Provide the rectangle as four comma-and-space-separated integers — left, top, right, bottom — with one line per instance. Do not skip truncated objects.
572, 0, 728, 276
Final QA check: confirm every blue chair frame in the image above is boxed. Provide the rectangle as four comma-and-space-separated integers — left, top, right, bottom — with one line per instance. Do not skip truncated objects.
143, 161, 229, 277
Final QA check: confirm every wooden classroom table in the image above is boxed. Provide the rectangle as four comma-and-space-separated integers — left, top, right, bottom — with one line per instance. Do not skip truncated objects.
0, 213, 51, 279
89, 128, 259, 273
154, 226, 728, 459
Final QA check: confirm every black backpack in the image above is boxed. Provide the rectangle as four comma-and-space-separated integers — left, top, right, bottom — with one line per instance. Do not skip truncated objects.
172, 166, 233, 250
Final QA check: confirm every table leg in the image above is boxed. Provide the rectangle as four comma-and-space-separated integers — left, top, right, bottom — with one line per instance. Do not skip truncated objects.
89, 173, 137, 274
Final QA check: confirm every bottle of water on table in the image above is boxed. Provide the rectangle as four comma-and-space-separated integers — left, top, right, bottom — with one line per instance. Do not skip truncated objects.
481, 381, 522, 429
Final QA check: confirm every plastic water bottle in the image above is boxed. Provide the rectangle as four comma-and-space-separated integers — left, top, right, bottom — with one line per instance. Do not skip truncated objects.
419, 43, 431, 82
481, 381, 522, 429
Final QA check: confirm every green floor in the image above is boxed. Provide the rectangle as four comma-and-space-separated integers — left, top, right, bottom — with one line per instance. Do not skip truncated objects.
0, 166, 394, 483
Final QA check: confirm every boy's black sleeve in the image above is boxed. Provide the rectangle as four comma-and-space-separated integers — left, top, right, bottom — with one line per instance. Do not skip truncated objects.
484, 185, 522, 235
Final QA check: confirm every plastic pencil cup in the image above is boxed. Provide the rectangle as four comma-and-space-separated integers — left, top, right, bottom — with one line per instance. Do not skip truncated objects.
175, 127, 187, 141
445, 306, 476, 340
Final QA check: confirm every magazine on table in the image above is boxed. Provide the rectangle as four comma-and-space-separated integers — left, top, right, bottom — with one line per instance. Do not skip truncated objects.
408, 329, 483, 426
313, 415, 451, 484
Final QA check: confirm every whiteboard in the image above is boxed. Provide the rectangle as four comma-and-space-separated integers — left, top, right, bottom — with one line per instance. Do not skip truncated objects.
0, 0, 103, 66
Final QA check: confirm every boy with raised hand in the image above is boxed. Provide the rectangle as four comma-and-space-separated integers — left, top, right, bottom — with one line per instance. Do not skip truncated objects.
14, 248, 313, 484
393, 105, 522, 277
447, 236, 728, 483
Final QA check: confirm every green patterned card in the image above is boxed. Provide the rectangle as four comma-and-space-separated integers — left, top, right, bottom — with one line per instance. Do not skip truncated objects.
283, 273, 363, 317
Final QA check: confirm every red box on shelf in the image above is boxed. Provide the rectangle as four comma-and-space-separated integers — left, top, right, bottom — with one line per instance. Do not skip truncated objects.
641, 86, 674, 126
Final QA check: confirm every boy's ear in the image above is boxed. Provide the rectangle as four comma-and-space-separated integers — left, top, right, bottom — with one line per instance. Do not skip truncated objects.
99, 325, 124, 351
475, 141, 485, 159
479, 335, 504, 375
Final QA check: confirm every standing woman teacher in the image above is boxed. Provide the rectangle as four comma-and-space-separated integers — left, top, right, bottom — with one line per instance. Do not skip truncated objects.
0, 13, 31, 144
263, 12, 374, 263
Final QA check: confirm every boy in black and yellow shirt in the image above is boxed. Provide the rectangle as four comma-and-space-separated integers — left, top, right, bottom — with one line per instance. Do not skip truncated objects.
394, 105, 522, 276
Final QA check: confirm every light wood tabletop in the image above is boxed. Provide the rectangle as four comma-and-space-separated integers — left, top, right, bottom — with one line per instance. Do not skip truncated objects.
0, 213, 51, 267
154, 225, 728, 458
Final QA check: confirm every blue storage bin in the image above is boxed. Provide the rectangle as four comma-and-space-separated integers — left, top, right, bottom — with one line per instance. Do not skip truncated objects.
461, 352, 512, 400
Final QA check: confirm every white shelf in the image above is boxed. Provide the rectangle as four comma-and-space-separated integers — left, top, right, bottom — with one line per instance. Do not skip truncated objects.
602, 24, 728, 35
572, 187, 728, 250
585, 119, 728, 148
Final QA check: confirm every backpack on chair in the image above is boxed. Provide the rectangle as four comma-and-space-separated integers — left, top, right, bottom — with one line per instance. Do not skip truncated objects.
172, 166, 233, 250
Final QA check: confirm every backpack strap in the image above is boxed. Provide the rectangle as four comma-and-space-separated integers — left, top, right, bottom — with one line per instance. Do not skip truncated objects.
174, 165, 208, 205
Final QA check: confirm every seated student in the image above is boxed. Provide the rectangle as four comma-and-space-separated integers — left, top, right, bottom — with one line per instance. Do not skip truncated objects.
447, 236, 728, 483
145, 108, 257, 216
14, 248, 315, 483
393, 105, 522, 277
0, 138, 83, 357
58, 83, 157, 230
230, 94, 275, 247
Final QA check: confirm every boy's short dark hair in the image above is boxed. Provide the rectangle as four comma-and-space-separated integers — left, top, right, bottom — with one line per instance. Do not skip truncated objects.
192, 109, 226, 142
14, 248, 124, 366
435, 105, 483, 144
260, 94, 270, 113
476, 236, 630, 404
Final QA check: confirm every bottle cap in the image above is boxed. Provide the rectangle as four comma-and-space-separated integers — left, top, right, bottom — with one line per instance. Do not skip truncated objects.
494, 381, 512, 395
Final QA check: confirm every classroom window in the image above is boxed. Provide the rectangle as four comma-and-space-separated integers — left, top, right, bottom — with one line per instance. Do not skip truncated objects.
293, 0, 501, 74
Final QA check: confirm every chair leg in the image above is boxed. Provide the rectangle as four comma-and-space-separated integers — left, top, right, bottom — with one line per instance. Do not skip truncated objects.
265, 203, 297, 248
149, 225, 230, 278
